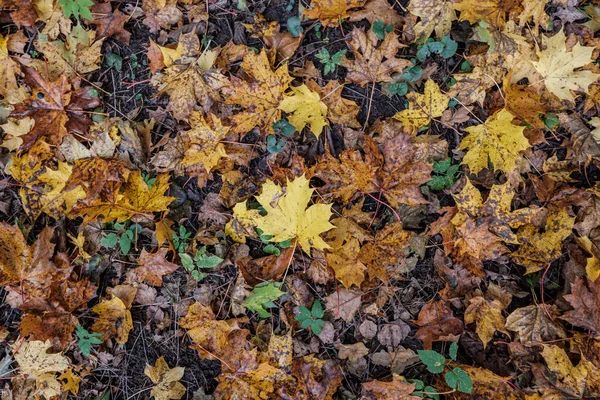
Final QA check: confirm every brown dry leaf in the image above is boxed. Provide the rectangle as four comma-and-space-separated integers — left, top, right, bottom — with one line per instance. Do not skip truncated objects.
69, 171, 175, 224
407, 0, 455, 41
325, 288, 362, 322
180, 112, 229, 179
562, 277, 600, 332
142, 0, 182, 33
336, 342, 369, 362
223, 49, 293, 134
464, 296, 508, 348
144, 356, 186, 400
91, 2, 131, 44
9, 67, 99, 151
303, 0, 365, 27
511, 208, 574, 274
0, 224, 71, 301
91, 296, 133, 345
453, 0, 511, 27
341, 28, 411, 86
415, 300, 463, 349
129, 248, 179, 287
362, 374, 420, 400
349, 0, 404, 28
505, 304, 567, 343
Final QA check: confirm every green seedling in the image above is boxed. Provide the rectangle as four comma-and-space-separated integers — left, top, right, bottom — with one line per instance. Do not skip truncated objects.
76, 325, 103, 357
60, 0, 94, 20
172, 225, 192, 253
294, 300, 325, 334
416, 35, 458, 62
101, 222, 141, 255
180, 246, 223, 281
372, 19, 393, 40
427, 158, 460, 191
315, 48, 347, 75
414, 343, 472, 397
244, 282, 285, 318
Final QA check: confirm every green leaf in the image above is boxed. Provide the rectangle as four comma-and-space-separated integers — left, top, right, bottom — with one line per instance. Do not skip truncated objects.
449, 342, 458, 361
119, 234, 132, 255
267, 135, 285, 154
287, 16, 304, 38
439, 35, 458, 58
417, 350, 446, 374
444, 367, 473, 393
311, 300, 324, 318
372, 20, 387, 40
544, 113, 559, 129
105, 52, 123, 70
315, 48, 331, 63
180, 253, 195, 271
101, 233, 118, 248
423, 386, 439, 400
244, 282, 285, 318
279, 239, 293, 248
301, 319, 312, 329
191, 270, 207, 281
273, 119, 296, 137
310, 319, 324, 334
295, 306, 311, 322
263, 244, 281, 256
401, 65, 423, 82
76, 325, 103, 357
427, 175, 449, 191
60, 0, 94, 20
433, 158, 451, 174
388, 82, 408, 97
460, 60, 472, 72
331, 50, 347, 65
196, 248, 223, 268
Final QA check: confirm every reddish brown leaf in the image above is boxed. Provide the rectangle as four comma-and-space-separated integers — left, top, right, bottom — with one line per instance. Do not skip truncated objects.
129, 248, 179, 287
562, 277, 600, 332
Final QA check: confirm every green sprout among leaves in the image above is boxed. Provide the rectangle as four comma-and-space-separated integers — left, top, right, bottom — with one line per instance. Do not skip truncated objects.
76, 325, 103, 357
294, 300, 325, 334
415, 343, 472, 396
372, 19, 393, 40
244, 282, 285, 318
60, 0, 94, 20
416, 35, 458, 62
180, 246, 223, 281
315, 48, 347, 75
101, 222, 141, 255
172, 225, 192, 253
427, 158, 460, 191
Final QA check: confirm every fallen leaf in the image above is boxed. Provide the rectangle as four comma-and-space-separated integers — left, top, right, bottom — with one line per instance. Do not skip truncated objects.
129, 248, 179, 287
144, 356, 186, 400
223, 49, 292, 134
511, 208, 574, 274
0, 117, 35, 151
562, 277, 600, 332
415, 300, 463, 349
362, 374, 420, 400
0, 34, 25, 104
341, 28, 411, 86
279, 84, 328, 137
531, 29, 600, 103
227, 175, 334, 253
307, 80, 361, 128
336, 342, 369, 362
407, 0, 455, 40
350, 0, 404, 27
326, 238, 367, 288
325, 288, 362, 322
91, 296, 133, 345
505, 304, 567, 343
91, 2, 131, 44
303, 0, 365, 27
394, 80, 449, 131
459, 108, 530, 173
58, 369, 81, 395
541, 344, 600, 398
464, 296, 508, 348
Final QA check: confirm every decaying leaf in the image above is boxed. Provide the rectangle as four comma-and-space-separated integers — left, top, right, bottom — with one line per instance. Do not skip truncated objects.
562, 277, 600, 332
362, 374, 420, 400
407, 0, 455, 40
129, 248, 179, 287
91, 296, 133, 345
505, 304, 567, 343
464, 296, 508, 348
303, 0, 365, 27
394, 80, 449, 130
279, 84, 328, 137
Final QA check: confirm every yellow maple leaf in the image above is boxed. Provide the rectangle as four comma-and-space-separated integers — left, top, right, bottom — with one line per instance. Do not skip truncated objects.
303, 0, 365, 27
458, 108, 530, 173
511, 208, 575, 274
91, 296, 133, 345
541, 345, 600, 398
0, 34, 27, 104
228, 175, 334, 253
394, 80, 449, 130
453, 0, 507, 27
223, 49, 293, 134
144, 356, 186, 400
69, 171, 175, 224
278, 84, 328, 137
408, 0, 456, 41
464, 296, 508, 348
181, 112, 229, 174
0, 117, 34, 151
531, 29, 600, 103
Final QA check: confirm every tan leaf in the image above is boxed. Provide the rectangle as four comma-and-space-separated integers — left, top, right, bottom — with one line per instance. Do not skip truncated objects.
144, 356, 186, 400
505, 304, 566, 343
464, 296, 508, 348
